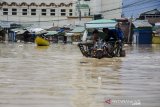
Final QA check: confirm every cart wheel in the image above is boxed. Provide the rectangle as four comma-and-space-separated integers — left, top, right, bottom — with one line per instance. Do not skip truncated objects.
120, 50, 126, 57
96, 50, 103, 59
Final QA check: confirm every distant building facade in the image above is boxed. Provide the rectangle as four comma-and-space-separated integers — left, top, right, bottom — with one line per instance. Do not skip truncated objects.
139, 9, 160, 19
0, 0, 72, 27
101, 0, 122, 19
89, 0, 122, 19
139, 9, 160, 24
0, 0, 92, 28
0, 0, 123, 28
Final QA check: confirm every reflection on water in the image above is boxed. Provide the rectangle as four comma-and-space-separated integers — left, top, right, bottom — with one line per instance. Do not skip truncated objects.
35, 46, 49, 50
0, 43, 160, 107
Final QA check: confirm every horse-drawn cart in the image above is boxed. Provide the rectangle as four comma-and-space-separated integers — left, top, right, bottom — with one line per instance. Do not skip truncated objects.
77, 19, 126, 59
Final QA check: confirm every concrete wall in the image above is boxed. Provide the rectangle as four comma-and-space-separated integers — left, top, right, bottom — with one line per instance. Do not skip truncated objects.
90, 0, 102, 14
89, 0, 122, 19
3, 0, 73, 4
0, 0, 92, 27
101, 0, 122, 19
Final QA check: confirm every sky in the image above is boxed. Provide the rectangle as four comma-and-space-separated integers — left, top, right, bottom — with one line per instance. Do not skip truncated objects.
122, 0, 160, 18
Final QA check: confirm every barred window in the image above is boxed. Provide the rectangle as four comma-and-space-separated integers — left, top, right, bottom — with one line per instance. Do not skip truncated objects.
31, 9, 36, 15
69, 9, 72, 16
22, 9, 27, 15
61, 9, 66, 16
41, 9, 46, 16
50, 9, 55, 16
3, 8, 8, 15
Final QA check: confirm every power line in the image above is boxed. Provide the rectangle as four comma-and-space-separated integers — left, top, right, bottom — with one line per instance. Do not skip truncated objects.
123, 0, 160, 9
90, 1, 122, 8
1, 0, 160, 22
3, 3, 159, 23
89, 0, 147, 13
103, 3, 160, 17
101, 0, 160, 13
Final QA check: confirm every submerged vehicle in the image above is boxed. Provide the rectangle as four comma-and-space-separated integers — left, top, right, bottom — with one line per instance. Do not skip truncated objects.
78, 19, 126, 59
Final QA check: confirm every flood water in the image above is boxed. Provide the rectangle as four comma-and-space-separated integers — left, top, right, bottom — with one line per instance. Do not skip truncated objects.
0, 43, 160, 107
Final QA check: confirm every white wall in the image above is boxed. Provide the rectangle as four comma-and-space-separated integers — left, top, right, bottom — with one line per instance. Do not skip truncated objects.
101, 0, 122, 19
90, 0, 102, 15
0, 0, 92, 28
3, 0, 73, 4
0, 0, 74, 28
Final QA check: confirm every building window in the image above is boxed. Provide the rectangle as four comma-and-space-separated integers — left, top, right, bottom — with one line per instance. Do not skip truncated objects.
69, 9, 72, 16
69, 13, 72, 16
12, 9, 17, 15
3, 8, 8, 15
41, 9, 46, 16
31, 9, 36, 15
61, 9, 66, 16
69, 9, 72, 12
22, 9, 27, 15
50, 9, 55, 16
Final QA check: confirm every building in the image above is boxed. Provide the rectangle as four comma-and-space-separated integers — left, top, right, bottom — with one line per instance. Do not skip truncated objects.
72, 0, 122, 20
0, 0, 93, 28
139, 9, 160, 24
101, 0, 122, 19
0, 0, 124, 28
0, 0, 72, 27
89, 0, 122, 19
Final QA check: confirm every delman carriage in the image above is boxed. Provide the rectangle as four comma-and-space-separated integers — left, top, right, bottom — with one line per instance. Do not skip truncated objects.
78, 19, 126, 59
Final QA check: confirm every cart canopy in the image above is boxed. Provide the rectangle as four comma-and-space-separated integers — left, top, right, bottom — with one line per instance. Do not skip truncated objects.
85, 19, 117, 29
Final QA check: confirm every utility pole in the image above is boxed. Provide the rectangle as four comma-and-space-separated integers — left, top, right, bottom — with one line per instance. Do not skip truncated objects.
38, 14, 40, 27
77, 0, 81, 21
128, 15, 133, 44
58, 7, 59, 27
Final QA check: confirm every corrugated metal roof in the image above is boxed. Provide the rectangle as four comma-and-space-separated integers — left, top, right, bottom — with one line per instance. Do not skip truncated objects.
87, 19, 116, 24
155, 23, 160, 26
70, 27, 85, 33
10, 29, 26, 34
45, 31, 58, 36
85, 19, 117, 28
133, 20, 152, 28
141, 9, 160, 15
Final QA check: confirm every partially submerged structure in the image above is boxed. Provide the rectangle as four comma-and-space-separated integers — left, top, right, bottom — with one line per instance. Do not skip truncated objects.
68, 26, 85, 43
132, 20, 152, 44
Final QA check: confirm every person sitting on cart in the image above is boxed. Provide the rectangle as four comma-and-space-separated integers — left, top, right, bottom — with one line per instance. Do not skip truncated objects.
115, 23, 124, 41
103, 28, 118, 42
103, 26, 124, 42
92, 29, 99, 44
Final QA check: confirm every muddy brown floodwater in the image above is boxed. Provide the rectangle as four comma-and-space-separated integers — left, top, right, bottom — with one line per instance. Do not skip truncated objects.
0, 43, 160, 107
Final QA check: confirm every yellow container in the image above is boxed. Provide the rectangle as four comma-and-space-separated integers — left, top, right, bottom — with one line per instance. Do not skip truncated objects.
35, 36, 50, 46
152, 34, 160, 44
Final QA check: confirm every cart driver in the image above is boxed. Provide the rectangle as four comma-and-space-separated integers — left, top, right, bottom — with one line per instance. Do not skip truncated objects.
103, 28, 118, 42
92, 29, 99, 44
